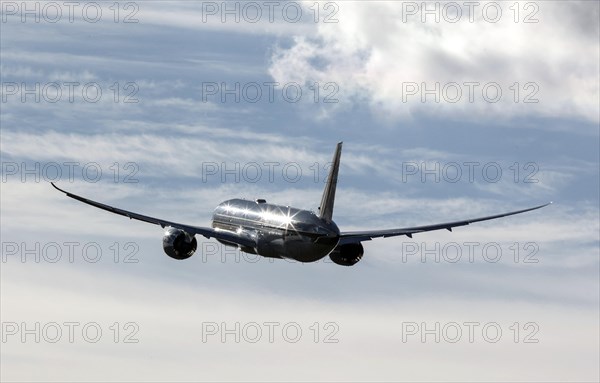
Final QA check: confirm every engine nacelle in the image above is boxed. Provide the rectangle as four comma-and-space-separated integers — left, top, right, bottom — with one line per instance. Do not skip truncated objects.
329, 243, 364, 266
162, 227, 197, 260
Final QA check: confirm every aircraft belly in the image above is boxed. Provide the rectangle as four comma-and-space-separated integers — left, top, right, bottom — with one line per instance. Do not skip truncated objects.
256, 232, 338, 262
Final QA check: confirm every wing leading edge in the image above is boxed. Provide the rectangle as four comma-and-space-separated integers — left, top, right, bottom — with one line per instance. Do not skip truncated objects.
338, 202, 551, 245
50, 183, 256, 248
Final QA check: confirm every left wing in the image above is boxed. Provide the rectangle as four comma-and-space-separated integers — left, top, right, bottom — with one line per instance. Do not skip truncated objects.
51, 183, 256, 248
338, 202, 551, 245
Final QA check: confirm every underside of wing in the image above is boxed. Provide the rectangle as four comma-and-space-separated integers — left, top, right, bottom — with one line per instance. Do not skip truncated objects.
51, 183, 256, 248
338, 202, 551, 245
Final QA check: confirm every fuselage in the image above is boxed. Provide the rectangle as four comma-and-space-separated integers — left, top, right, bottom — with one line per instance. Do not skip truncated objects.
211, 198, 340, 262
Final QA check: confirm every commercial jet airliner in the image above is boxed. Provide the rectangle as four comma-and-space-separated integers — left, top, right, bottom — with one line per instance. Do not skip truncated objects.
52, 143, 550, 266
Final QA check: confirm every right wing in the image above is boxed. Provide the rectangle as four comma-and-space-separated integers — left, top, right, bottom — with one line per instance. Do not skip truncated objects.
51, 183, 256, 248
338, 202, 551, 245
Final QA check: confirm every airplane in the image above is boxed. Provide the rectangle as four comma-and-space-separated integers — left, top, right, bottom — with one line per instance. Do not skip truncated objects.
51, 142, 550, 266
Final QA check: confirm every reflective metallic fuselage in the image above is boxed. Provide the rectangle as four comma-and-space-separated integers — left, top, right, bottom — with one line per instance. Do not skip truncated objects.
211, 199, 340, 262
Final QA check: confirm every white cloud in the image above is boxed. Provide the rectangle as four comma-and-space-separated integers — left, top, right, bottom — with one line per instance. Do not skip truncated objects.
269, 1, 600, 125
1, 263, 598, 381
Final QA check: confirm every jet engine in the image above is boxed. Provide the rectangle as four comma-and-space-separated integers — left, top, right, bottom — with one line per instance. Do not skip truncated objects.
329, 243, 364, 266
162, 227, 197, 260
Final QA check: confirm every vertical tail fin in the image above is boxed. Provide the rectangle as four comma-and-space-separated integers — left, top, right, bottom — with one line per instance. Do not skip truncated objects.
319, 142, 343, 222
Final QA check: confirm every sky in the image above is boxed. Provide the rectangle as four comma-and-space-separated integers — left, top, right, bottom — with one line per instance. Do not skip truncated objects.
1, 1, 599, 381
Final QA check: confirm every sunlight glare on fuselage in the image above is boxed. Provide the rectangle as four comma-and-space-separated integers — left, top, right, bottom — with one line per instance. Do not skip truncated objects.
220, 201, 301, 231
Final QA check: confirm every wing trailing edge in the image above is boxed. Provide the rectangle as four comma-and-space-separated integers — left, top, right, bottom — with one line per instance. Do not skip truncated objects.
338, 202, 552, 245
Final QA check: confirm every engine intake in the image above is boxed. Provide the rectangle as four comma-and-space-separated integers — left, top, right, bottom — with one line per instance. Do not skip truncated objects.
329, 243, 364, 266
163, 227, 197, 260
